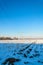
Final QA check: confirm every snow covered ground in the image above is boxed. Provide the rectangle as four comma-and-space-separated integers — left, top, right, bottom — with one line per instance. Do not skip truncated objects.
0, 40, 43, 43
0, 43, 43, 65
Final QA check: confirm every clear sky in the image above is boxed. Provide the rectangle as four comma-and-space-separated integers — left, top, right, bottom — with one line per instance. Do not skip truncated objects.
0, 0, 43, 37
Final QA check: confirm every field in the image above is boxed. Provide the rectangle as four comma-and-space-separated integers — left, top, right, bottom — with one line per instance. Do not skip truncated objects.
0, 43, 43, 65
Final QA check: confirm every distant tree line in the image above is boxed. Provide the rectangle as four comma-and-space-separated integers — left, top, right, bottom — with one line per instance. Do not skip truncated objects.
0, 37, 18, 40
0, 37, 43, 40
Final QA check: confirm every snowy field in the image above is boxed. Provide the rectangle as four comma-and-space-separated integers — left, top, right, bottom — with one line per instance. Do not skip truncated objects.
0, 43, 43, 65
0, 40, 43, 43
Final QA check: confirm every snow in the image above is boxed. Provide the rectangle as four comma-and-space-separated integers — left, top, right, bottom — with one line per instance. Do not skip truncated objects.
0, 43, 43, 65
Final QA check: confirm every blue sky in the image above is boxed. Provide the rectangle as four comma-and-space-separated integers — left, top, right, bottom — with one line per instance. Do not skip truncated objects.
0, 0, 43, 37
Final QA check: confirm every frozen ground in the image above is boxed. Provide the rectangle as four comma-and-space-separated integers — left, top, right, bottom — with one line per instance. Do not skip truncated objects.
0, 43, 43, 65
